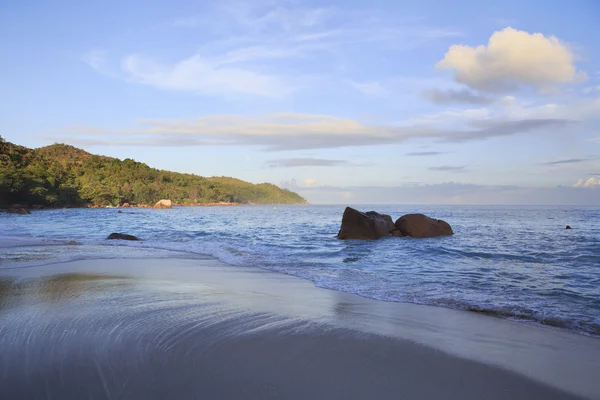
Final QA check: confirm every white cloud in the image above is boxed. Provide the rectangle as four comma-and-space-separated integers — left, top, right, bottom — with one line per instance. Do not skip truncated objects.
121, 54, 290, 98
573, 177, 600, 188
437, 27, 586, 93
54, 112, 572, 151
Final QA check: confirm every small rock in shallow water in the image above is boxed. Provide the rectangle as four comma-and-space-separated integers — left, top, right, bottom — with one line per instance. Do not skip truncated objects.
106, 233, 141, 241
7, 208, 31, 215
565, 225, 572, 230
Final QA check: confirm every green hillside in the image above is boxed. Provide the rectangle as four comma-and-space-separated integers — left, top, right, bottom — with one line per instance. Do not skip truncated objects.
0, 137, 307, 207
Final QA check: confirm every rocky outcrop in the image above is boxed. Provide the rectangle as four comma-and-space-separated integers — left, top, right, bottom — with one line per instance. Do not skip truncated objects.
7, 208, 31, 215
565, 225, 572, 230
337, 208, 454, 240
154, 199, 172, 209
106, 233, 141, 241
394, 214, 453, 238
337, 207, 396, 240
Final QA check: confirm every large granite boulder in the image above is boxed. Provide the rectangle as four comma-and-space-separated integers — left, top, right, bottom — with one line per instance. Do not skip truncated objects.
7, 208, 31, 215
337, 207, 396, 240
154, 199, 172, 209
106, 233, 141, 241
394, 214, 453, 238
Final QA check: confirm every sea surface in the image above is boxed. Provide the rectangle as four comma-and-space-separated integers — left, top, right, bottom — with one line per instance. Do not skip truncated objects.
1, 205, 599, 336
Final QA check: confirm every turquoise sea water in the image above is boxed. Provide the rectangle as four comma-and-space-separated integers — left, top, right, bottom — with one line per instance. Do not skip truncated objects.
1, 205, 599, 336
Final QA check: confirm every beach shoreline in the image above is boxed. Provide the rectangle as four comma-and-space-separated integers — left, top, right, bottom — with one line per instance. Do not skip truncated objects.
1, 256, 598, 399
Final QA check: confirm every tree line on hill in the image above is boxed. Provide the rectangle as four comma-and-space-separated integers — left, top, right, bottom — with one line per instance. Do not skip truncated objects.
0, 137, 307, 208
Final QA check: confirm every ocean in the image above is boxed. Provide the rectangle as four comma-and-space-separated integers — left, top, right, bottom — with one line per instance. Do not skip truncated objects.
1, 205, 599, 336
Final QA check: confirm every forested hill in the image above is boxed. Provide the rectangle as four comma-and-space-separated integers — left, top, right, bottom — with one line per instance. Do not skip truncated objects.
0, 137, 307, 207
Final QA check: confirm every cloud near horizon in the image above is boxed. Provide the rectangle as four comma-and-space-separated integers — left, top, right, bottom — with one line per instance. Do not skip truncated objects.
428, 165, 465, 171
437, 27, 586, 93
286, 182, 600, 205
573, 176, 600, 188
405, 151, 445, 156
52, 112, 574, 151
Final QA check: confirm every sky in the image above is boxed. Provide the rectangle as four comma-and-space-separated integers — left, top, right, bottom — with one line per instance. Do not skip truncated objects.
1, 0, 599, 204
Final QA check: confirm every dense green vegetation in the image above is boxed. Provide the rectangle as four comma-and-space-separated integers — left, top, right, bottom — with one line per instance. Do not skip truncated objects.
0, 137, 306, 207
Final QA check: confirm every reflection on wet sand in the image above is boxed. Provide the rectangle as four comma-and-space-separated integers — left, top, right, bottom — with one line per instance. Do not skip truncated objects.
0, 273, 132, 309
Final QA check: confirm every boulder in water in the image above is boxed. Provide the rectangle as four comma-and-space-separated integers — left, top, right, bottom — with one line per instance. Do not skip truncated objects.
394, 214, 453, 238
337, 207, 396, 240
565, 225, 572, 230
106, 233, 141, 241
154, 199, 172, 209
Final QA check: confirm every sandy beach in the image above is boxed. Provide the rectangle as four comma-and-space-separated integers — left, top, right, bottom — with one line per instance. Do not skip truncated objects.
1, 257, 599, 400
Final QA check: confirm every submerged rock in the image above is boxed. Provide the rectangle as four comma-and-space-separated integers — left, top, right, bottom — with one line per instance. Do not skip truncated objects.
154, 199, 172, 209
337, 207, 396, 240
7, 208, 31, 215
394, 214, 453, 238
106, 233, 141, 241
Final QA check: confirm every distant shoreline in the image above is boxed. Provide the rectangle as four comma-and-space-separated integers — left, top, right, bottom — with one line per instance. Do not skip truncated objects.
1, 201, 310, 211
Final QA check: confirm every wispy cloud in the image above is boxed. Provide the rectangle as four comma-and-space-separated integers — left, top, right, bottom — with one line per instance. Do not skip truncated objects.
540, 158, 588, 166
52, 112, 573, 151
428, 165, 465, 171
83, 2, 462, 98
422, 88, 493, 105
405, 151, 445, 156
121, 54, 291, 98
82, 49, 107, 70
266, 158, 352, 168
350, 81, 390, 97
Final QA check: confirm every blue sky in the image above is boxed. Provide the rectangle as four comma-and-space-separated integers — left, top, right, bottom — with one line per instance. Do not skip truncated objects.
1, 0, 599, 204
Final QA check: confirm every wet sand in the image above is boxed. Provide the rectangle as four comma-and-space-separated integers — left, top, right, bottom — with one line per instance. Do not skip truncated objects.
1, 258, 599, 399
